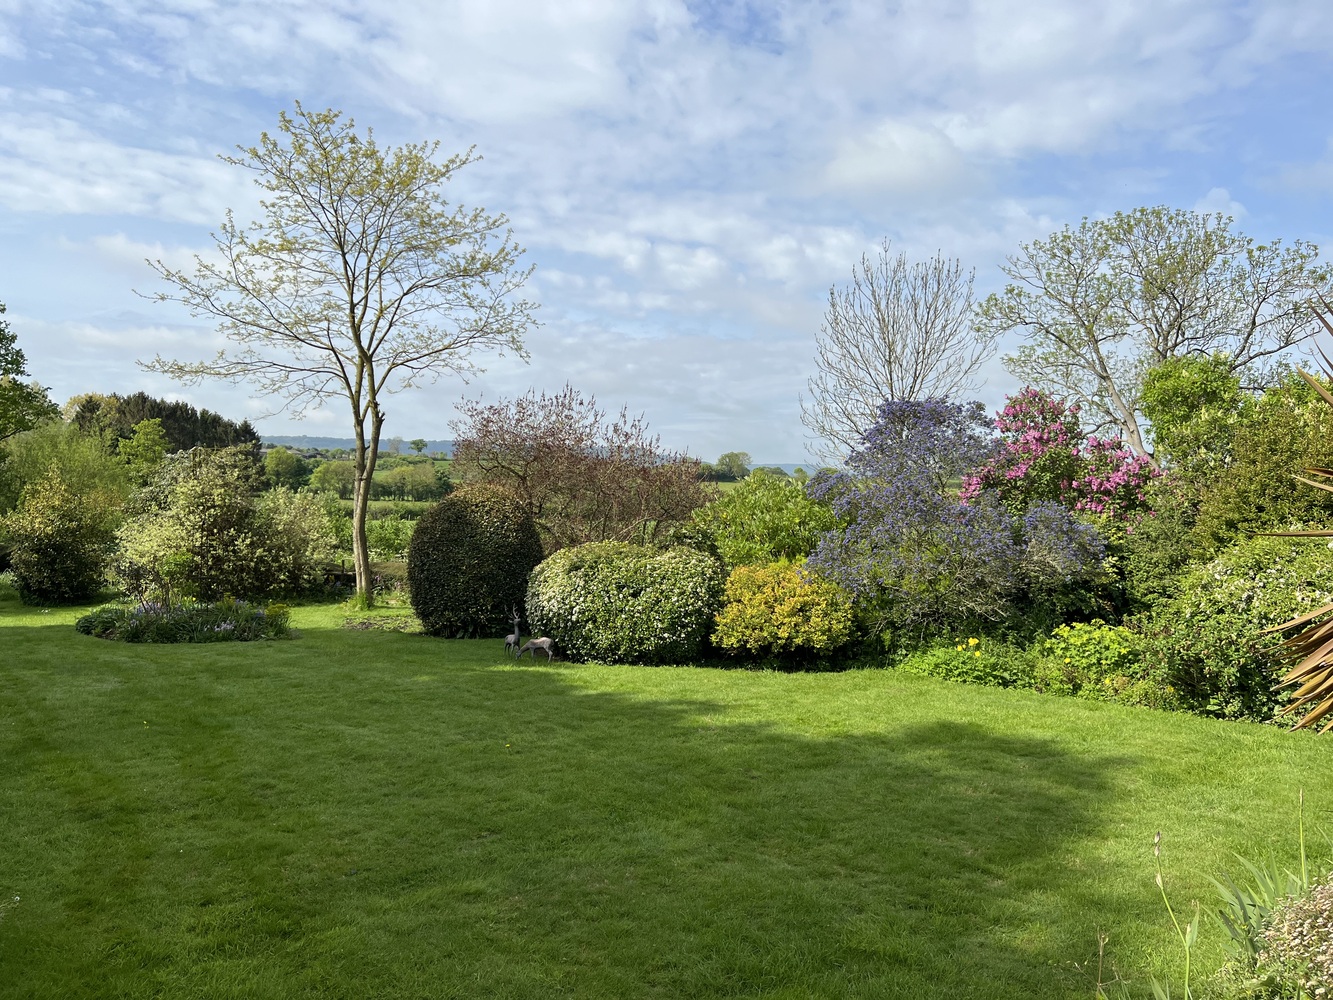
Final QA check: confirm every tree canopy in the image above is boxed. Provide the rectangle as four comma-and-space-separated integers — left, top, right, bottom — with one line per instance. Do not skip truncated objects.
0, 301, 58, 443
141, 103, 536, 602
976, 207, 1333, 466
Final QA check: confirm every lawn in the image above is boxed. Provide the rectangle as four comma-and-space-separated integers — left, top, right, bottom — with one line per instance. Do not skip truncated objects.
1, 592, 1328, 998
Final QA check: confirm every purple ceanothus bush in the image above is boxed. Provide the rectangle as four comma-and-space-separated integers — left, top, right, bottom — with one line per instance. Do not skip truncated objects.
960, 388, 1157, 519
808, 399, 1105, 641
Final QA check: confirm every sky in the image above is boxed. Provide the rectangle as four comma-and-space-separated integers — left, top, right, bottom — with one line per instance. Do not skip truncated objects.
2, 1, 1333, 464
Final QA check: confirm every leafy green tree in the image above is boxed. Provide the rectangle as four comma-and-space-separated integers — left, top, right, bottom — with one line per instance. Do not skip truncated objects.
118, 418, 171, 485
1140, 354, 1249, 472
112, 447, 334, 602
714, 451, 751, 481
66, 391, 258, 452
308, 459, 356, 499
0, 420, 130, 516
409, 438, 428, 455
264, 447, 310, 489
977, 207, 1333, 466
0, 301, 58, 443
142, 103, 536, 605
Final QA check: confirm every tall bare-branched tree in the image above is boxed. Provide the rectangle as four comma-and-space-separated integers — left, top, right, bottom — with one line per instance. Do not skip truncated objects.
141, 104, 536, 604
451, 385, 715, 552
800, 242, 994, 463
977, 207, 1333, 468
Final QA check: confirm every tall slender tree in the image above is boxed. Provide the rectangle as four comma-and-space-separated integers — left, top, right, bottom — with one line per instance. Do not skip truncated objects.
142, 104, 536, 604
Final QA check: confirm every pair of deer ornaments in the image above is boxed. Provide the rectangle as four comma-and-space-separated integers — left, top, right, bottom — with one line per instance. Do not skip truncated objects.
504, 609, 554, 661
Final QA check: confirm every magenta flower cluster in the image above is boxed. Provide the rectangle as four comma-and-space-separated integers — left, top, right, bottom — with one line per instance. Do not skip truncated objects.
960, 388, 1156, 519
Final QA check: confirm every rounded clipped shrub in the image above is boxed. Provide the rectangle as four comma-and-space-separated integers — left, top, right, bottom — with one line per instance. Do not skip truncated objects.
526, 542, 725, 664
408, 483, 543, 638
711, 561, 854, 658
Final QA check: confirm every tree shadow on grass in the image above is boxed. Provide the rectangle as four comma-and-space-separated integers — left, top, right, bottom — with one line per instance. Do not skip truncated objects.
2, 639, 1136, 999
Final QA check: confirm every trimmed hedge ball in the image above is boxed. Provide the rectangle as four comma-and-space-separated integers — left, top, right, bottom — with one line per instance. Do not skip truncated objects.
526, 542, 725, 664
408, 483, 544, 638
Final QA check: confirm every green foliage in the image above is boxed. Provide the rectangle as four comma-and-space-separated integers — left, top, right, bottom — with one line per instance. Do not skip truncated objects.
0, 420, 130, 515
980, 206, 1332, 456
690, 471, 837, 567
1190, 372, 1333, 551
711, 561, 855, 659
0, 300, 59, 444
67, 391, 259, 453
1, 462, 118, 604
112, 448, 335, 603
1122, 476, 1202, 611
407, 483, 544, 638
309, 459, 356, 499
1031, 620, 1178, 708
365, 515, 415, 561
118, 417, 170, 486
897, 636, 1035, 688
263, 447, 310, 489
75, 598, 292, 642
526, 541, 725, 664
1133, 535, 1333, 720
1141, 354, 1248, 471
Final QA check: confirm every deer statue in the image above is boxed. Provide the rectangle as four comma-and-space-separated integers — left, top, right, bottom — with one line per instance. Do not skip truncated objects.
516, 637, 556, 662
504, 608, 522, 657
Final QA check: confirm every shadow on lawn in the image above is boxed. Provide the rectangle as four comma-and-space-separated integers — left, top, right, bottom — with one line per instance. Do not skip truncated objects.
2, 636, 1134, 1000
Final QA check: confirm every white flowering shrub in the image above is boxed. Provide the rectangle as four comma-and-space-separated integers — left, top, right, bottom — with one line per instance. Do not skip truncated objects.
1257, 869, 1333, 997
526, 542, 725, 664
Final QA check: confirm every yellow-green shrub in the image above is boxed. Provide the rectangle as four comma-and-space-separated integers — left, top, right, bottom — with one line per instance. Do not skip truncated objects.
711, 561, 854, 658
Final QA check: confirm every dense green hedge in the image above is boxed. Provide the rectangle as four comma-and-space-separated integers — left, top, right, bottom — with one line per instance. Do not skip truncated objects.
408, 484, 543, 638
2, 463, 118, 604
526, 542, 725, 664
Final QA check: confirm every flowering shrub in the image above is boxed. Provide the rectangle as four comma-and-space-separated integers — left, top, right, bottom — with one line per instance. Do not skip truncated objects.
526, 542, 724, 664
711, 561, 855, 658
1255, 869, 1333, 997
808, 399, 1105, 642
75, 598, 291, 643
961, 387, 1156, 519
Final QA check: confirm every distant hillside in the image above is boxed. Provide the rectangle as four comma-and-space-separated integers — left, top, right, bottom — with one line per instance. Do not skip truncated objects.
261, 436, 454, 455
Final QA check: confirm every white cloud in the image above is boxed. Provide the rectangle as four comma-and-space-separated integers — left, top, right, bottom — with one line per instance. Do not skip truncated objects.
1193, 186, 1247, 219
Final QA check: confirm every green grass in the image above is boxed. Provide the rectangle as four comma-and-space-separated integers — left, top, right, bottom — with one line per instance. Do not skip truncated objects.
2, 590, 1329, 998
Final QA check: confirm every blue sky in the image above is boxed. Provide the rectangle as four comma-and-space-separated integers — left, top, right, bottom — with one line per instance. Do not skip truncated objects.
2, 0, 1332, 462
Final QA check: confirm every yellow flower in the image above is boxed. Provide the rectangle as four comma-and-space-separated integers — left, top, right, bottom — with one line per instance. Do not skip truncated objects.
968, 638, 979, 646
974, 651, 981, 657
1065, 658, 1071, 664
956, 644, 963, 651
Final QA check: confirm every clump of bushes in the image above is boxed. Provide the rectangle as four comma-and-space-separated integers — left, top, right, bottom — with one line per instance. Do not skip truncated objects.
1252, 869, 1333, 996
711, 561, 854, 660
2, 462, 120, 604
526, 542, 725, 664
408, 483, 544, 638
688, 472, 836, 567
1131, 535, 1333, 721
75, 599, 291, 643
111, 447, 335, 603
